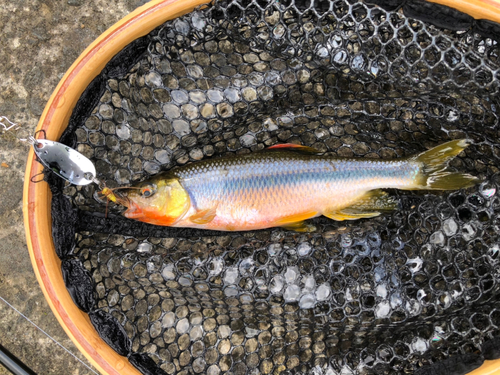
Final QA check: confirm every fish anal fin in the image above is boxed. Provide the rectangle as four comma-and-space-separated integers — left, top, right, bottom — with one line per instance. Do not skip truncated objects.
281, 221, 317, 232
325, 210, 381, 221
266, 143, 320, 154
350, 189, 397, 212
324, 190, 396, 221
189, 207, 217, 224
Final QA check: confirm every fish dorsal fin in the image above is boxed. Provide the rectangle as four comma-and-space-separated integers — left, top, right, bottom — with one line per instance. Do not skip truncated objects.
265, 143, 321, 154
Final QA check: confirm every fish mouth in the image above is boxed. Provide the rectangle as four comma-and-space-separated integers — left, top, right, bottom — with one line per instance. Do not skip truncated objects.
123, 201, 144, 219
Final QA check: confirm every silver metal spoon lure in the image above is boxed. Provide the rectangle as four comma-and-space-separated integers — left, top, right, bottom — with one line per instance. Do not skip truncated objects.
22, 135, 126, 206
24, 135, 128, 207
2, 117, 106, 189
24, 135, 97, 186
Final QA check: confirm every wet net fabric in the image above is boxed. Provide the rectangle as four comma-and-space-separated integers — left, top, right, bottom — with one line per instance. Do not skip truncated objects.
49, 1, 500, 374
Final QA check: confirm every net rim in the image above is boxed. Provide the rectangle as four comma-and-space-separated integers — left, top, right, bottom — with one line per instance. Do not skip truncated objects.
428, 0, 500, 24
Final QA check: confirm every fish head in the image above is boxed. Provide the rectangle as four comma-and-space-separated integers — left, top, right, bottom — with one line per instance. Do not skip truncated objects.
122, 174, 190, 226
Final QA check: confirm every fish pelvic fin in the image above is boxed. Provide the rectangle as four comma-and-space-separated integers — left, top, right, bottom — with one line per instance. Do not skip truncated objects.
275, 211, 318, 232
411, 139, 479, 190
275, 211, 318, 225
324, 190, 396, 221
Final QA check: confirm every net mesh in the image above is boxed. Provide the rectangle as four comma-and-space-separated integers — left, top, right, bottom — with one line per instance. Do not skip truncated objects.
49, 0, 500, 374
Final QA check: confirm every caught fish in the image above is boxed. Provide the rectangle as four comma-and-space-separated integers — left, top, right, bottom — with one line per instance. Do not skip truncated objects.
108, 140, 478, 232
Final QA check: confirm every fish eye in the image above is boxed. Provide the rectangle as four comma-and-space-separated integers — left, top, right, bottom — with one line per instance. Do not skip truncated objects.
140, 184, 156, 198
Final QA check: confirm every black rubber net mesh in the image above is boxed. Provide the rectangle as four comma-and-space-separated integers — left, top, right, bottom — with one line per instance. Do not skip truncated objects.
47, 0, 500, 374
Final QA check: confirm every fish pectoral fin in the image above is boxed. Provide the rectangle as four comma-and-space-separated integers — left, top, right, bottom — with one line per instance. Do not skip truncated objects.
324, 190, 396, 221
274, 211, 318, 232
281, 221, 317, 232
264, 143, 320, 154
189, 207, 217, 224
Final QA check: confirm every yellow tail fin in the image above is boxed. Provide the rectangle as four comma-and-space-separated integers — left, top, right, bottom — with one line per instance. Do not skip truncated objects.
412, 139, 479, 190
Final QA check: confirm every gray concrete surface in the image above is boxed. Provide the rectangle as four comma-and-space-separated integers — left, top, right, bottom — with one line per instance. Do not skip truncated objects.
0, 1, 149, 373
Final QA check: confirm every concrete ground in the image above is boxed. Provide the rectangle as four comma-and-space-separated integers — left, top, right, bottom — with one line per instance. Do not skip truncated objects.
0, 1, 149, 373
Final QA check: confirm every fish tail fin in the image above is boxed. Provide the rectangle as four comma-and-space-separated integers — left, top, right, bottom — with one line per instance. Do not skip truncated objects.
411, 139, 479, 190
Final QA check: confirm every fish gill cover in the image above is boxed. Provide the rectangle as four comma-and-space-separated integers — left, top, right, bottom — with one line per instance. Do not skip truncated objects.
49, 0, 500, 374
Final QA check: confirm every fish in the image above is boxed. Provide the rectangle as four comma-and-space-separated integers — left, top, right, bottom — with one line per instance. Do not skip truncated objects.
107, 140, 478, 232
